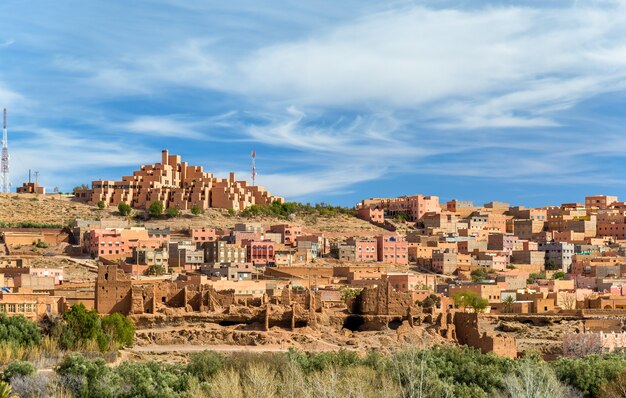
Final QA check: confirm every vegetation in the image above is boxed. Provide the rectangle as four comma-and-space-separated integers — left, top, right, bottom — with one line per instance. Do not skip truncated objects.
34, 239, 49, 249
0, 314, 42, 347
190, 205, 203, 216
96, 200, 106, 210
392, 211, 410, 222
166, 207, 180, 218
72, 184, 89, 194
117, 202, 132, 216
470, 267, 490, 282
502, 295, 516, 313
527, 271, 546, 284
553, 271, 566, 280
1, 361, 35, 382
59, 304, 134, 352
420, 293, 441, 308
0, 345, 624, 397
241, 200, 356, 219
0, 222, 65, 229
148, 201, 163, 218
452, 291, 489, 313
145, 265, 166, 276
339, 287, 362, 301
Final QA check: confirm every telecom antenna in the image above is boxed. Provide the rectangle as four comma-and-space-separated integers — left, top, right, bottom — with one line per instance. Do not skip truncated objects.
251, 148, 257, 187
1, 108, 9, 193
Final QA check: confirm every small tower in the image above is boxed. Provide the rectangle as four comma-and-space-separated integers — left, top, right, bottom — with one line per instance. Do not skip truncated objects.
1, 108, 9, 193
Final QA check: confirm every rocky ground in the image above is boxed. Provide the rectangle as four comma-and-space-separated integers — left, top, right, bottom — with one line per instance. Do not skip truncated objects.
0, 193, 385, 235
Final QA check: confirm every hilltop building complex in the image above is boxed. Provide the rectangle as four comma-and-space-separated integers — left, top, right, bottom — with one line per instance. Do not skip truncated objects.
75, 150, 283, 211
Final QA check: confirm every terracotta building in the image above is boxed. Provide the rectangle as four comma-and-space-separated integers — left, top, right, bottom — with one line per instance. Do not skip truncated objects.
377, 235, 408, 264
75, 150, 283, 211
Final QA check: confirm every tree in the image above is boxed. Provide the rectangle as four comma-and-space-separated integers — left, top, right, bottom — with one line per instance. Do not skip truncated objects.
558, 292, 577, 310
190, 205, 203, 216
72, 184, 89, 193
149, 201, 164, 218
471, 268, 489, 282
146, 265, 166, 276
101, 313, 135, 347
553, 271, 566, 280
502, 296, 516, 314
60, 303, 101, 349
166, 207, 180, 218
56, 353, 120, 398
96, 200, 106, 209
0, 314, 41, 346
118, 202, 132, 216
500, 357, 574, 398
452, 291, 489, 313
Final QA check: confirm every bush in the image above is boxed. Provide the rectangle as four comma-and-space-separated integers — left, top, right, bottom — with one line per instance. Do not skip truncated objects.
114, 361, 188, 398
117, 202, 132, 216
0, 314, 41, 347
2, 360, 35, 382
553, 354, 626, 397
101, 313, 135, 348
34, 239, 49, 248
56, 353, 120, 398
146, 265, 166, 276
166, 207, 180, 218
96, 200, 105, 210
190, 205, 203, 216
148, 202, 163, 218
186, 351, 225, 382
452, 291, 489, 313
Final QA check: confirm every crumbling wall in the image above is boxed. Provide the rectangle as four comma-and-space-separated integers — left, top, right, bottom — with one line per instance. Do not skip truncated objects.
357, 281, 414, 316
454, 312, 517, 358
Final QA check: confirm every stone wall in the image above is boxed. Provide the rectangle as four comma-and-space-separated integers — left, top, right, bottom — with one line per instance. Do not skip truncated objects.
453, 312, 517, 358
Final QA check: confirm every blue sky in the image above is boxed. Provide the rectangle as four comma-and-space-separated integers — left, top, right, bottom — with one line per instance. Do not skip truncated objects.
2, 1, 626, 207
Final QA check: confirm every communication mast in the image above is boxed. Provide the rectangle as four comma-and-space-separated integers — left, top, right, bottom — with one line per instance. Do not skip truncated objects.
1, 108, 9, 193
251, 148, 256, 187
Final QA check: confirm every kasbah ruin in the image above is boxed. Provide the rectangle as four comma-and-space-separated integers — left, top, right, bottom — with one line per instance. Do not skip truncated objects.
3, 148, 626, 360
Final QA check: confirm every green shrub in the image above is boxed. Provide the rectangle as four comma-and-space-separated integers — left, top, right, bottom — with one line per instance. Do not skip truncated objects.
148, 202, 163, 218
2, 360, 35, 382
101, 313, 135, 348
166, 207, 180, 218
0, 314, 41, 346
553, 354, 626, 397
96, 200, 106, 210
56, 353, 120, 398
186, 351, 225, 382
34, 239, 49, 248
190, 205, 203, 216
146, 265, 165, 276
117, 202, 132, 216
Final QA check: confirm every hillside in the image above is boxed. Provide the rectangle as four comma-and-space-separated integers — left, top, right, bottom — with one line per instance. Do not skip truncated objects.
0, 193, 387, 235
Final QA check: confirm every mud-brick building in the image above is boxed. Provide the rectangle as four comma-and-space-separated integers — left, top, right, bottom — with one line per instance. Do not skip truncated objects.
75, 150, 283, 211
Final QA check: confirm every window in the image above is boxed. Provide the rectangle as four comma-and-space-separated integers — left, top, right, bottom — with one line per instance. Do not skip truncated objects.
8, 304, 15, 312
17, 304, 25, 312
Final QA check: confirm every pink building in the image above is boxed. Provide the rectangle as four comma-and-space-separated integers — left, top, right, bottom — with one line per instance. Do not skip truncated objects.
356, 206, 384, 224
247, 240, 275, 265
348, 238, 378, 262
359, 194, 440, 221
191, 227, 219, 243
86, 228, 168, 258
269, 224, 302, 246
377, 235, 408, 264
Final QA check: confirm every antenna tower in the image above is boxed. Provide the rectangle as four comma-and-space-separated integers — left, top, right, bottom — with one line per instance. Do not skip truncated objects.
251, 148, 256, 186
1, 108, 9, 193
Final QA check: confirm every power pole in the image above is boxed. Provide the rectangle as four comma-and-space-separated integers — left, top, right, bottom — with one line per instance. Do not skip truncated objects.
251, 148, 256, 187
1, 109, 9, 193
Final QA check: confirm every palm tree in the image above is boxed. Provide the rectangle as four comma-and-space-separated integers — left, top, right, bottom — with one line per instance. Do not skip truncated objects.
503, 296, 516, 313
0, 381, 17, 398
